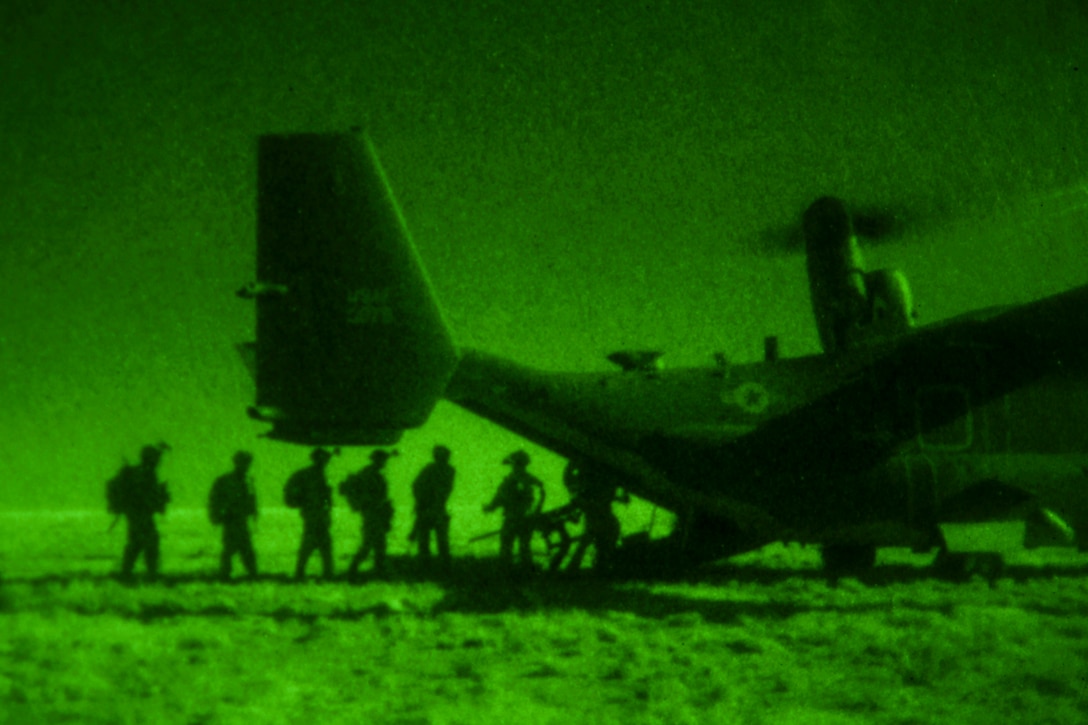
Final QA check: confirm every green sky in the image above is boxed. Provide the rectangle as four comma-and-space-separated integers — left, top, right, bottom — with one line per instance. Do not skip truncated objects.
2, 0, 1087, 511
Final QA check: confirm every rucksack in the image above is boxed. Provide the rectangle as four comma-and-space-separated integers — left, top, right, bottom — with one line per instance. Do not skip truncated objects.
106, 466, 133, 515
284, 475, 304, 509
341, 473, 365, 512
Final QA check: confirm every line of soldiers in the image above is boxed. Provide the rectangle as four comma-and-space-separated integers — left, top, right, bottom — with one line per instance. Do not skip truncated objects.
283, 446, 454, 580
106, 442, 628, 581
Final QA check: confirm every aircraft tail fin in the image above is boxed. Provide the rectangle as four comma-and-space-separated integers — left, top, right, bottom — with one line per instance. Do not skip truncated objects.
239, 131, 458, 445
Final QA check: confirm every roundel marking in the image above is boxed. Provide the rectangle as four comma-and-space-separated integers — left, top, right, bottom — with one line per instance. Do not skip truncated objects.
733, 381, 770, 414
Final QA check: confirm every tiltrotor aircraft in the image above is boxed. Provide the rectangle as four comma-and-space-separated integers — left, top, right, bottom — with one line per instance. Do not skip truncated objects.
238, 131, 1088, 575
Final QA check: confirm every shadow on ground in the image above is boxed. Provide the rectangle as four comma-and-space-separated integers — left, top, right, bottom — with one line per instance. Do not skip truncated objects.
5, 553, 1088, 625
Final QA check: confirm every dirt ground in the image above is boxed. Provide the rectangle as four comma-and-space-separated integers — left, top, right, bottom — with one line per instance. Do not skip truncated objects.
3, 511, 1088, 724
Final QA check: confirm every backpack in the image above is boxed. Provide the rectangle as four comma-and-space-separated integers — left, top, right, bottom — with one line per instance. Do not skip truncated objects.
106, 466, 133, 515
284, 475, 304, 509
341, 473, 365, 512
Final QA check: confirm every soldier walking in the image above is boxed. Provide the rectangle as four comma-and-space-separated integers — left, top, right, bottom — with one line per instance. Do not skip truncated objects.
340, 449, 396, 577
107, 443, 171, 579
208, 450, 259, 579
410, 445, 456, 570
483, 450, 545, 570
284, 448, 335, 580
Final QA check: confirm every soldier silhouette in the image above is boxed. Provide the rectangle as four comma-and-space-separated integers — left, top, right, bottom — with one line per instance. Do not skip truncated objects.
410, 445, 455, 570
208, 450, 259, 579
483, 450, 545, 570
562, 459, 629, 573
284, 448, 335, 580
340, 449, 396, 577
107, 443, 171, 579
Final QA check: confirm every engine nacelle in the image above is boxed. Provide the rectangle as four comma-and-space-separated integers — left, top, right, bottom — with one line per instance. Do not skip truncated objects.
864, 267, 915, 340
802, 197, 915, 353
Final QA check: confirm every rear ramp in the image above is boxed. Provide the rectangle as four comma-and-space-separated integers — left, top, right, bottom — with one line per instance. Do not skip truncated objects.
240, 131, 458, 445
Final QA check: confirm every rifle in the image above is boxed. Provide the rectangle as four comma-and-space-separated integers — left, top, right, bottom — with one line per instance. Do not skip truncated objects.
468, 507, 580, 547
468, 528, 502, 544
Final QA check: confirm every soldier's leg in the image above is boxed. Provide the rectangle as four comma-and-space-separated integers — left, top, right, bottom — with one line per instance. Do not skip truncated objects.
516, 526, 534, 569
319, 529, 334, 579
295, 532, 314, 579
122, 517, 154, 577
145, 528, 161, 578
121, 530, 140, 577
594, 536, 616, 571
498, 525, 515, 566
219, 547, 233, 579
362, 527, 380, 570
347, 525, 368, 574
436, 515, 452, 567
219, 528, 235, 579
594, 516, 621, 571
347, 546, 364, 574
239, 532, 258, 577
417, 522, 432, 560
568, 537, 590, 570
374, 533, 387, 574
548, 529, 573, 572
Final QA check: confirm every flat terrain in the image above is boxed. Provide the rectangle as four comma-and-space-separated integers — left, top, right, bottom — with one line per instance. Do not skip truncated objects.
3, 511, 1088, 724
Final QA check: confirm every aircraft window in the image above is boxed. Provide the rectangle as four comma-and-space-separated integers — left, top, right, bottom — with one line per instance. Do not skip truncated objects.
915, 385, 972, 450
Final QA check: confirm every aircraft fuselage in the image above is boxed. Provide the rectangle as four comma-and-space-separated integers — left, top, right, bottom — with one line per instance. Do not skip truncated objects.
445, 301, 1088, 557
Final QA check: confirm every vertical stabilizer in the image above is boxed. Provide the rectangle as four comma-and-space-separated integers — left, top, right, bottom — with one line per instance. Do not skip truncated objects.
241, 131, 457, 445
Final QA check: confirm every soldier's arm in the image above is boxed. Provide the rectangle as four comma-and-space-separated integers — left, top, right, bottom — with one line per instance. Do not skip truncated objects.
531, 475, 546, 515
443, 468, 455, 502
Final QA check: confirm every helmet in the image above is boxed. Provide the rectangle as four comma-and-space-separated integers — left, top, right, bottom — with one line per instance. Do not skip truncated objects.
503, 450, 530, 467
232, 450, 253, 467
140, 445, 163, 465
369, 449, 395, 463
310, 448, 333, 464
433, 445, 451, 463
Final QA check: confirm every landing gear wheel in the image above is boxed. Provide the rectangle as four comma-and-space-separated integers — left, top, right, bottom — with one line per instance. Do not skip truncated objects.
821, 544, 877, 573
